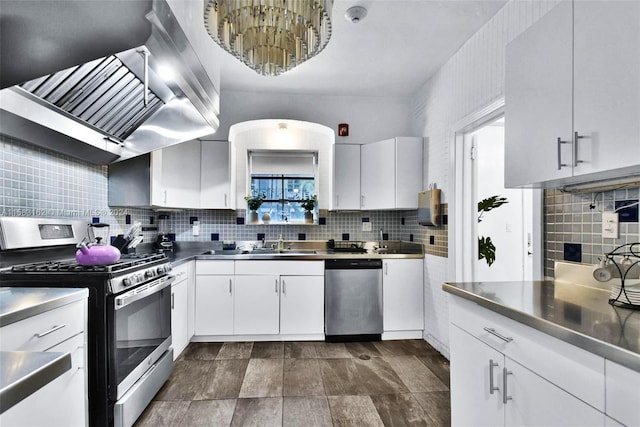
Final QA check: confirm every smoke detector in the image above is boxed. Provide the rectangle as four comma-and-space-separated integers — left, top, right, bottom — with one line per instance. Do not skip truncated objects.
344, 6, 367, 23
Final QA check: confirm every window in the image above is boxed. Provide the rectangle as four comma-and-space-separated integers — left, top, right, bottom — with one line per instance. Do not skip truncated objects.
248, 151, 318, 223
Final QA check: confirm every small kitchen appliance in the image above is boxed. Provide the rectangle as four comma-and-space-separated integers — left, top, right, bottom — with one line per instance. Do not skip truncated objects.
0, 217, 174, 427
154, 214, 174, 252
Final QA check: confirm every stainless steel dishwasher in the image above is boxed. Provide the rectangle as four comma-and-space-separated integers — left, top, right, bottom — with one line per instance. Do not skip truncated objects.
324, 259, 383, 342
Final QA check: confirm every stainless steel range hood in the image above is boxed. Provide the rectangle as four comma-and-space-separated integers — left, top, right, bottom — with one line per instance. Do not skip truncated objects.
0, 0, 219, 164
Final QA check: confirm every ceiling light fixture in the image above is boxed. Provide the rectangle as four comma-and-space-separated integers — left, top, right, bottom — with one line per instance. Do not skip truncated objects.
204, 0, 333, 77
344, 5, 367, 23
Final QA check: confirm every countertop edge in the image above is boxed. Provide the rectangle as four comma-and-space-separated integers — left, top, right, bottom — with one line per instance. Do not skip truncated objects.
0, 351, 72, 414
0, 288, 89, 327
442, 282, 640, 372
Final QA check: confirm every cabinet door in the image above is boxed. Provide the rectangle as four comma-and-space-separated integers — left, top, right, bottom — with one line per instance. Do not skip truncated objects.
504, 357, 604, 426
171, 278, 189, 360
194, 275, 234, 335
505, 1, 573, 187
394, 137, 422, 209
151, 139, 201, 208
200, 140, 232, 209
234, 275, 280, 335
280, 275, 324, 335
450, 325, 504, 426
361, 138, 395, 209
573, 1, 640, 177
334, 144, 361, 210
383, 259, 423, 332
605, 359, 640, 427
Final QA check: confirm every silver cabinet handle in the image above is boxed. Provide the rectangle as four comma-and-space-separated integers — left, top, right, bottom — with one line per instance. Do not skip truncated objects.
557, 137, 569, 170
574, 131, 586, 166
171, 292, 175, 309
163, 189, 167, 204
384, 262, 388, 275
224, 193, 228, 207
282, 280, 286, 295
489, 359, 499, 394
229, 279, 232, 295
361, 195, 365, 207
35, 324, 66, 338
483, 327, 513, 343
275, 279, 278, 293
503, 367, 513, 404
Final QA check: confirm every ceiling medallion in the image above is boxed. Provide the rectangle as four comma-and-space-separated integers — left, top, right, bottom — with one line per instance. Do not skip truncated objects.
204, 0, 333, 77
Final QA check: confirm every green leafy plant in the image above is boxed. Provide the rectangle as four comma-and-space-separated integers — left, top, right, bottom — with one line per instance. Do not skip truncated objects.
300, 195, 317, 212
478, 195, 508, 266
244, 192, 266, 211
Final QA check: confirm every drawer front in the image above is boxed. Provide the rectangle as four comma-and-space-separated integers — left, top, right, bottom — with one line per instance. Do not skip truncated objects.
172, 261, 192, 280
606, 359, 640, 426
196, 260, 234, 275
235, 260, 323, 276
0, 300, 85, 352
449, 296, 605, 411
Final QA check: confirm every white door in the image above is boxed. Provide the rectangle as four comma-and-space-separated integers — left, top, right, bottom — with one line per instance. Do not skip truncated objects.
382, 259, 424, 332
462, 117, 539, 282
279, 275, 324, 335
361, 138, 395, 209
194, 275, 234, 335
234, 275, 280, 335
171, 278, 189, 359
334, 144, 361, 210
200, 140, 231, 208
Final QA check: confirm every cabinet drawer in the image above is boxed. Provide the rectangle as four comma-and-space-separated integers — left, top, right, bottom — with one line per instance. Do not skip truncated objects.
450, 296, 605, 411
196, 260, 234, 275
606, 359, 640, 426
0, 300, 85, 352
235, 260, 323, 276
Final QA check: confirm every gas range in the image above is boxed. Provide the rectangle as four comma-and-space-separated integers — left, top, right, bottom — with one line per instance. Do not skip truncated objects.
5, 253, 172, 294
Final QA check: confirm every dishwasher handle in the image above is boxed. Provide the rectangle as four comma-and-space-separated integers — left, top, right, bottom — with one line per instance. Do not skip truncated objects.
324, 259, 382, 269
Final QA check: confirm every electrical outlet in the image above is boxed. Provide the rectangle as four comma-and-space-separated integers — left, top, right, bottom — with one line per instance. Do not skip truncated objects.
192, 220, 200, 236
362, 222, 372, 231
602, 212, 619, 238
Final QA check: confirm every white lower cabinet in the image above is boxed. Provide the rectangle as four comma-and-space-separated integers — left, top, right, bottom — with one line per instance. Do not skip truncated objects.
605, 359, 640, 427
170, 276, 188, 360
280, 275, 324, 335
382, 258, 423, 333
234, 275, 280, 335
195, 261, 234, 336
449, 296, 606, 427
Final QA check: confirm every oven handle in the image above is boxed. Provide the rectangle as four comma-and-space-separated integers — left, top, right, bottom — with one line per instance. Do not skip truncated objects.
114, 275, 175, 310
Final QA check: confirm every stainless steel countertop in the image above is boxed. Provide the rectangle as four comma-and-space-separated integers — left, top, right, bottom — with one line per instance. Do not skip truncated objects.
0, 287, 89, 327
443, 280, 640, 372
0, 351, 71, 413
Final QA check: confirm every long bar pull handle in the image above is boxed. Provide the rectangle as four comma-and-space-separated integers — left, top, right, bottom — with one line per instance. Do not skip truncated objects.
503, 367, 513, 404
282, 280, 286, 295
163, 190, 167, 204
36, 324, 66, 338
229, 279, 232, 295
574, 131, 585, 166
557, 137, 569, 170
361, 195, 365, 208
483, 327, 513, 343
171, 292, 175, 309
275, 279, 278, 293
224, 193, 228, 207
489, 359, 499, 394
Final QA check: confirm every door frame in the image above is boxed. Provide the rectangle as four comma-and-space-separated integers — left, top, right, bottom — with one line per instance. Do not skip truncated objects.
449, 98, 543, 282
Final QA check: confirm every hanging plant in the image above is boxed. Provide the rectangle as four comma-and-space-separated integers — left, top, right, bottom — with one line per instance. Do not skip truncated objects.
478, 195, 508, 266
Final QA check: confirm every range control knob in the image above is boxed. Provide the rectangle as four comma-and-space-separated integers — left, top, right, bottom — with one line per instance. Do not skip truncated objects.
123, 277, 132, 287
145, 270, 155, 278
156, 266, 165, 275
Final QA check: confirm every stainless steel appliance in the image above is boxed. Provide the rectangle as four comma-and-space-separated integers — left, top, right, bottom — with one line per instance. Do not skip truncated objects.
0, 217, 174, 427
325, 258, 383, 341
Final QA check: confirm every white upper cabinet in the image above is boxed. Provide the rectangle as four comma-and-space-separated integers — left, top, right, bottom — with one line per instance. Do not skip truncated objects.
505, 1, 640, 187
200, 140, 235, 209
360, 137, 423, 210
333, 144, 361, 210
151, 139, 202, 208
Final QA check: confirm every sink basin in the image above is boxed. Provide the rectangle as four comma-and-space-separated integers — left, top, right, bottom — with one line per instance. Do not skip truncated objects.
201, 249, 323, 256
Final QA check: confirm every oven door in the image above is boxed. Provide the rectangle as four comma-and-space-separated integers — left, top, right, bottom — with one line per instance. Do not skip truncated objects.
110, 274, 174, 400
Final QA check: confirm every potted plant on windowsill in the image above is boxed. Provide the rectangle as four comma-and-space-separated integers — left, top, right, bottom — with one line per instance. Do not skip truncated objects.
301, 195, 317, 224
244, 192, 266, 224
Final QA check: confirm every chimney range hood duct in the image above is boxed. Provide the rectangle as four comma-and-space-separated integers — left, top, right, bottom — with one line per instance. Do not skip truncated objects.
0, 0, 220, 164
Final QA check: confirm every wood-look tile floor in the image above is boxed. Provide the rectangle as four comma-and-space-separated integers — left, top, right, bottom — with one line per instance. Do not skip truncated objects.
136, 340, 450, 426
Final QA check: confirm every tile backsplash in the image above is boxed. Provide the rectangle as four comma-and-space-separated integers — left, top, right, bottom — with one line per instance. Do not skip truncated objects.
544, 187, 640, 277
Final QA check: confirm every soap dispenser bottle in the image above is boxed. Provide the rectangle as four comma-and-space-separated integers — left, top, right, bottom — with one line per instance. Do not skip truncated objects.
277, 234, 285, 250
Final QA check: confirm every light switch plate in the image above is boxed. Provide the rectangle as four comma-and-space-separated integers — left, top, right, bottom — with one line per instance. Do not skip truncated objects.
362, 222, 372, 232
602, 212, 619, 238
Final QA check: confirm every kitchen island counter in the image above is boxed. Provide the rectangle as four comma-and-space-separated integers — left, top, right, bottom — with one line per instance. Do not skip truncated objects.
443, 280, 640, 372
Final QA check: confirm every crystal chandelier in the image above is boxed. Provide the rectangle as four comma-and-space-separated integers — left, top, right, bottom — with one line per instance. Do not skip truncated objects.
204, 0, 333, 76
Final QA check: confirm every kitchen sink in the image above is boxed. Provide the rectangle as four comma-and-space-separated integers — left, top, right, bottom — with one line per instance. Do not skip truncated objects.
201, 249, 324, 256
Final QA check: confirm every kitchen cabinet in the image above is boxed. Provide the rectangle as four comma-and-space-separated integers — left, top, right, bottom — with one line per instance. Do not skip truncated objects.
233, 275, 280, 335
449, 296, 606, 426
151, 139, 202, 208
0, 298, 88, 427
505, 1, 640, 187
200, 140, 235, 209
279, 275, 324, 335
333, 143, 361, 210
195, 261, 234, 336
108, 139, 235, 209
382, 258, 423, 335
605, 359, 640, 427
360, 137, 423, 210
171, 265, 189, 360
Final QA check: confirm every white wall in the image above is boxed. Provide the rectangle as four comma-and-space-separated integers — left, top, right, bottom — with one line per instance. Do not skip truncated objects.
411, 0, 561, 357
215, 90, 414, 143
